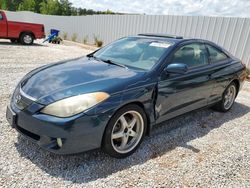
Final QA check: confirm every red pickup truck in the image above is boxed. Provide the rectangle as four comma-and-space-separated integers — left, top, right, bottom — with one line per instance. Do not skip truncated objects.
0, 11, 45, 45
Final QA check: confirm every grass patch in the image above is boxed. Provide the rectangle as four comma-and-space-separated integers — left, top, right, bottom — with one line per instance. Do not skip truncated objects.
62, 32, 68, 40
71, 33, 78, 42
82, 35, 88, 44
246, 67, 250, 80
93, 34, 103, 47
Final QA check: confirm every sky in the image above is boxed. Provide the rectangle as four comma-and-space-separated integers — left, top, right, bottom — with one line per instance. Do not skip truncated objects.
70, 0, 250, 17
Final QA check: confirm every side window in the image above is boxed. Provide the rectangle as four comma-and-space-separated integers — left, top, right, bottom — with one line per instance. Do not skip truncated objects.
171, 43, 208, 68
206, 44, 228, 63
0, 13, 3, 20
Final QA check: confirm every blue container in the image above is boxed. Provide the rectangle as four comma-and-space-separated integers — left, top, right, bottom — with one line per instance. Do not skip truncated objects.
50, 29, 60, 36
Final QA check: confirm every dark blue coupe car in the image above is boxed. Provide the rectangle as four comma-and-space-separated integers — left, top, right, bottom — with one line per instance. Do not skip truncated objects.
6, 34, 246, 158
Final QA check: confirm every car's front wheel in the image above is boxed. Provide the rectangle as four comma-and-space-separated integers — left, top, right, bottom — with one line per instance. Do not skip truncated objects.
102, 104, 147, 158
212, 82, 237, 112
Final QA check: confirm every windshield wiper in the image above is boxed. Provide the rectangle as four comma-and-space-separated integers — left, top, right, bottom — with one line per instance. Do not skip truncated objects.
87, 54, 127, 69
101, 59, 127, 69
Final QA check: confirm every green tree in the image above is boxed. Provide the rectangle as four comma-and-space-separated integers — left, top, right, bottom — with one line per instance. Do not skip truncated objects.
34, 0, 43, 13
0, 0, 117, 15
105, 9, 114, 14
0, 0, 8, 10
78, 8, 87, 15
0, 0, 23, 11
59, 0, 72, 15
71, 7, 78, 15
40, 0, 60, 15
18, 0, 36, 11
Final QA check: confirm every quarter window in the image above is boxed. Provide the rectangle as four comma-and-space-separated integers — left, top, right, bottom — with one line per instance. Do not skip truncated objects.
206, 44, 228, 63
171, 43, 208, 68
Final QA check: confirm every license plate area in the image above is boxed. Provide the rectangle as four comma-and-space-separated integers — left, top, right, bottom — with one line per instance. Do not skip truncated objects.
6, 106, 17, 127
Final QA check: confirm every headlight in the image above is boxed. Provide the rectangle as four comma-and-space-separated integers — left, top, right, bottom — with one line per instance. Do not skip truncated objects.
41, 92, 109, 117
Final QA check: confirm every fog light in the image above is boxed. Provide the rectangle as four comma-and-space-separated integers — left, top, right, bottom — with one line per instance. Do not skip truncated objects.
57, 138, 62, 148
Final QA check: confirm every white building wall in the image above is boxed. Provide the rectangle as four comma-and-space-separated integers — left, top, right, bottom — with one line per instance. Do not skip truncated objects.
5, 11, 250, 67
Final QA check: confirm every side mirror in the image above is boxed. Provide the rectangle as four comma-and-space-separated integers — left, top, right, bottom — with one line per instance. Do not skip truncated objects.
164, 63, 188, 74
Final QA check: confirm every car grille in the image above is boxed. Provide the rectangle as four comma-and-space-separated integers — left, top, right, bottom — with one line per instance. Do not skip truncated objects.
12, 87, 34, 110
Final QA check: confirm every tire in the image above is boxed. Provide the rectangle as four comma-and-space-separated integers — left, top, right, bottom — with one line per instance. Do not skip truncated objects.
20, 33, 34, 45
212, 82, 237, 112
102, 104, 147, 158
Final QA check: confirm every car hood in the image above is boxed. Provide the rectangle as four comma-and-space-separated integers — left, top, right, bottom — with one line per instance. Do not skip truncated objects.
20, 57, 147, 105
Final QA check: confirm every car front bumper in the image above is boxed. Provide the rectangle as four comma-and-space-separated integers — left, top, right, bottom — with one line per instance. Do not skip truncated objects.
6, 104, 110, 154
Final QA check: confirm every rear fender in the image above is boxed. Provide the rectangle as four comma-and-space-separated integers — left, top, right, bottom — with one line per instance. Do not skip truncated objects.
19, 31, 35, 39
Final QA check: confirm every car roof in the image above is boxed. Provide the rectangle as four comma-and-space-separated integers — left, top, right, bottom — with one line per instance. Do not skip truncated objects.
132, 34, 234, 58
128, 34, 231, 53
130, 33, 198, 44
138, 33, 183, 39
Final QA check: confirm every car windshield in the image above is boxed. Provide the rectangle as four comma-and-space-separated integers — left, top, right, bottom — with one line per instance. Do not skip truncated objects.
93, 37, 173, 70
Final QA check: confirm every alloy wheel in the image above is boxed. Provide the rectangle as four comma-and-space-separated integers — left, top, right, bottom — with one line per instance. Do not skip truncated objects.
111, 110, 144, 154
23, 35, 32, 44
223, 84, 236, 110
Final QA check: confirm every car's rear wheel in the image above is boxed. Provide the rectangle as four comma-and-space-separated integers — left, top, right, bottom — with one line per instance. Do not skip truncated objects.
102, 104, 147, 158
212, 82, 237, 112
20, 33, 34, 45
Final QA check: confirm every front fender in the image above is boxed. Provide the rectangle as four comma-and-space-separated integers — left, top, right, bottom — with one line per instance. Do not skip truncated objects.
85, 83, 157, 127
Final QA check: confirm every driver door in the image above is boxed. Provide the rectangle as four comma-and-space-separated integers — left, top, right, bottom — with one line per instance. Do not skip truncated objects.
155, 42, 213, 123
0, 12, 7, 37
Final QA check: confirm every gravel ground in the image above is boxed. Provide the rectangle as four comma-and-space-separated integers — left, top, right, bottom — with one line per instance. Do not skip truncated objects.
0, 39, 249, 187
